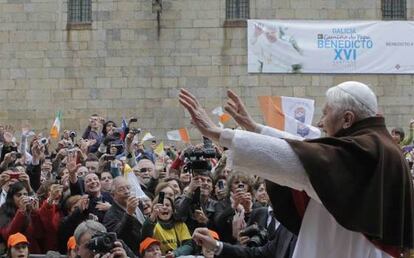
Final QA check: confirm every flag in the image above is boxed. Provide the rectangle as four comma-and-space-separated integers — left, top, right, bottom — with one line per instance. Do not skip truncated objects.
49, 111, 62, 139
166, 128, 190, 143
154, 141, 164, 156
141, 132, 155, 142
120, 116, 128, 140
258, 96, 321, 139
212, 107, 231, 123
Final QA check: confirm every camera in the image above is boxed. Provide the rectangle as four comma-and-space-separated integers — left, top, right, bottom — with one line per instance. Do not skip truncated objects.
86, 232, 117, 253
130, 127, 141, 134
239, 224, 268, 247
183, 137, 217, 172
69, 131, 77, 138
38, 137, 48, 146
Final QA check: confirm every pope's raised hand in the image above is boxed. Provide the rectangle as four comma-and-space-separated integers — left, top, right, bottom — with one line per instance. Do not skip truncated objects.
179, 88, 222, 142
225, 89, 258, 132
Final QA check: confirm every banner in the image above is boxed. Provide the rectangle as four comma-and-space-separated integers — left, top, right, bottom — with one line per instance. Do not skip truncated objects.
248, 20, 414, 74
258, 96, 321, 139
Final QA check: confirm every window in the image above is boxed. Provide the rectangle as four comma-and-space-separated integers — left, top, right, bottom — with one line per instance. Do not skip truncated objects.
68, 0, 92, 24
382, 0, 406, 20
226, 0, 249, 20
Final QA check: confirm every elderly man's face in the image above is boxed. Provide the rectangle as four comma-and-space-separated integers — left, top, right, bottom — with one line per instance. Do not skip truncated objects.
134, 160, 154, 185
76, 232, 95, 258
318, 104, 344, 137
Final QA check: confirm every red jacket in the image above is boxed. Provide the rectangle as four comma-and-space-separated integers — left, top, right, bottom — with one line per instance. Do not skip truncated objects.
38, 201, 62, 252
0, 209, 44, 254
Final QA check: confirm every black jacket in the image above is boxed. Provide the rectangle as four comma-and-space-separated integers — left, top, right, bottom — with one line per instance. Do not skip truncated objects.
175, 194, 217, 233
103, 201, 142, 255
57, 208, 88, 254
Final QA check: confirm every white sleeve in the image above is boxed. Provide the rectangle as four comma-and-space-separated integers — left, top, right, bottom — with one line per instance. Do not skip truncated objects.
256, 124, 305, 141
220, 129, 321, 203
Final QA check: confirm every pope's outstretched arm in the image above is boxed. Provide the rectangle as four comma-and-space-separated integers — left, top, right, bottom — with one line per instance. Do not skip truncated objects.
179, 88, 320, 202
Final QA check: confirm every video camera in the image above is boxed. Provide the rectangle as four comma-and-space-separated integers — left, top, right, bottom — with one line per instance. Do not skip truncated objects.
183, 137, 216, 172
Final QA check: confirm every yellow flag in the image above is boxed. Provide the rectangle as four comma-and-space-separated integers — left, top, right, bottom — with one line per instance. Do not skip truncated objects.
154, 141, 164, 156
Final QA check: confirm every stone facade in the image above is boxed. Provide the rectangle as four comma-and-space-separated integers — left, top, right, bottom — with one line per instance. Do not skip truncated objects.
0, 0, 413, 141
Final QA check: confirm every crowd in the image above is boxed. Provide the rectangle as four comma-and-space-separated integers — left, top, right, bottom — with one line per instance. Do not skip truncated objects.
0, 84, 412, 258
0, 113, 297, 258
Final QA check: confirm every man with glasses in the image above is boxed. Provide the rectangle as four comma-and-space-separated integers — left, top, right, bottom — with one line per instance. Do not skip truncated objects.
132, 159, 159, 199
103, 177, 143, 255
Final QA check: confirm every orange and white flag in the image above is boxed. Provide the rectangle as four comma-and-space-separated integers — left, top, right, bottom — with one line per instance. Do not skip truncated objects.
49, 111, 62, 139
258, 96, 320, 139
166, 128, 190, 143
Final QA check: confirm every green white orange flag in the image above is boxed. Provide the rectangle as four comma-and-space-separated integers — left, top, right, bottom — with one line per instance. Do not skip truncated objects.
141, 132, 155, 142
258, 96, 320, 139
212, 107, 231, 123
49, 111, 62, 139
166, 128, 190, 143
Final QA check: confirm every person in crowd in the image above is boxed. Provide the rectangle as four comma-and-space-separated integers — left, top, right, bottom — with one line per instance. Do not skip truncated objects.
99, 171, 113, 193
163, 177, 182, 197
0, 182, 43, 253
391, 119, 414, 146
73, 220, 132, 258
142, 196, 193, 257
140, 196, 153, 217
66, 236, 77, 258
139, 237, 162, 258
103, 177, 143, 254
76, 166, 88, 179
84, 154, 100, 175
179, 82, 413, 257
132, 159, 159, 199
6, 233, 29, 258
58, 195, 89, 254
38, 183, 64, 251
102, 121, 117, 138
82, 114, 103, 153
68, 154, 113, 222
175, 169, 217, 233
154, 182, 175, 201
253, 181, 269, 208
214, 172, 254, 244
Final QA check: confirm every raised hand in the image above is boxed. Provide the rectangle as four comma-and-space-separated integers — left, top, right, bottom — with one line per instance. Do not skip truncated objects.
225, 89, 258, 132
179, 89, 222, 142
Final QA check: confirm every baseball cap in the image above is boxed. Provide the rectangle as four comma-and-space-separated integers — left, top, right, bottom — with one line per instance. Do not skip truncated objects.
139, 237, 160, 255
7, 233, 29, 248
67, 236, 76, 251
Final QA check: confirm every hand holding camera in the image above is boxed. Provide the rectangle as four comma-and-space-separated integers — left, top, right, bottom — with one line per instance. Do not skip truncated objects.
87, 233, 125, 258
194, 209, 208, 224
48, 184, 64, 204
150, 203, 163, 223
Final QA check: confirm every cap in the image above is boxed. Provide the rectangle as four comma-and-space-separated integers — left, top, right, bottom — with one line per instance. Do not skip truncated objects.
336, 81, 378, 115
67, 236, 76, 251
209, 230, 220, 240
139, 237, 160, 255
7, 233, 29, 248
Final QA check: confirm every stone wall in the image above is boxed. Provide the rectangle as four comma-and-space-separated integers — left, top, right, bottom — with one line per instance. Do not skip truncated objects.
0, 0, 413, 141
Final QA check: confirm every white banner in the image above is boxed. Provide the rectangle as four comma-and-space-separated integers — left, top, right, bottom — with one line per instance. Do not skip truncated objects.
248, 20, 414, 74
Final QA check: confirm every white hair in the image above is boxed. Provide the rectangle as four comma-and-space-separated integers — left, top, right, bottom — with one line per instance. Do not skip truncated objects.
326, 81, 378, 120
74, 220, 106, 245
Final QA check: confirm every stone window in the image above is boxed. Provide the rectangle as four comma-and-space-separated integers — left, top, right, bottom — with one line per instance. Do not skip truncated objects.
226, 0, 249, 20
382, 0, 406, 20
67, 0, 92, 29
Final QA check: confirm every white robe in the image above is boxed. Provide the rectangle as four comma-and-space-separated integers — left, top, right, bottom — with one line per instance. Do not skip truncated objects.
219, 125, 393, 258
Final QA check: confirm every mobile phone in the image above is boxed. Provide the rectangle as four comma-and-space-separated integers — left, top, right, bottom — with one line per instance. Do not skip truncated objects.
129, 118, 138, 123
158, 192, 165, 204
105, 155, 115, 161
218, 180, 224, 190
15, 153, 22, 159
